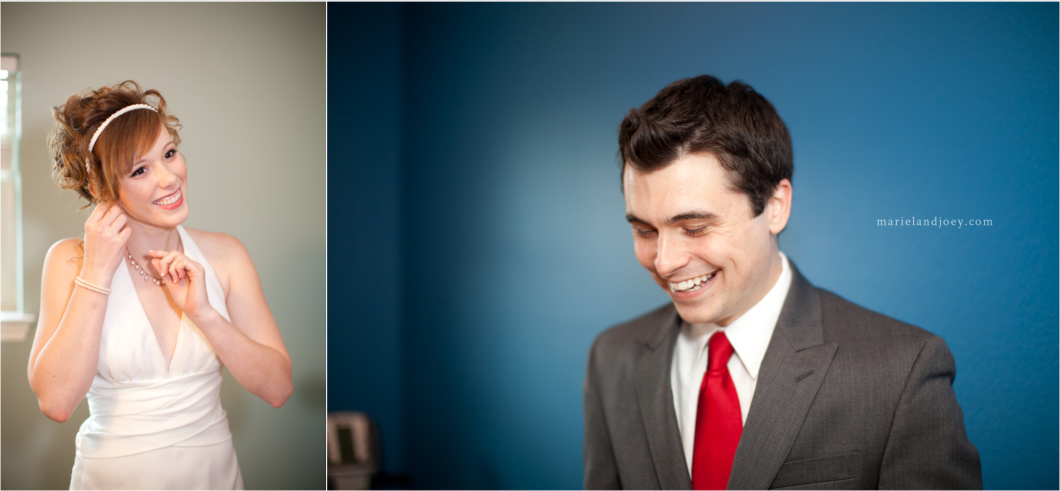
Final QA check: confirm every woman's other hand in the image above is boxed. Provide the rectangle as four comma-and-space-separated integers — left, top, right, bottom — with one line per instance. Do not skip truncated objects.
80, 202, 131, 286
149, 250, 214, 323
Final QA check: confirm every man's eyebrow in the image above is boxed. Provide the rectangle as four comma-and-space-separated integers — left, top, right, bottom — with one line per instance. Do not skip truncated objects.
668, 211, 717, 224
626, 213, 649, 225
625, 211, 718, 226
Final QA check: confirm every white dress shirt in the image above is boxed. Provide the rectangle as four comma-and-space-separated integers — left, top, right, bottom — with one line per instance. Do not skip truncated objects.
670, 252, 793, 476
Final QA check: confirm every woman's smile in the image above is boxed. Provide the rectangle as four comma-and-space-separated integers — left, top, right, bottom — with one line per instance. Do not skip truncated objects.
153, 188, 183, 209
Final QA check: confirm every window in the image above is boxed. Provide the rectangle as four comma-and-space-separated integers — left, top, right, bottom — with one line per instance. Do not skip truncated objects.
1, 54, 35, 342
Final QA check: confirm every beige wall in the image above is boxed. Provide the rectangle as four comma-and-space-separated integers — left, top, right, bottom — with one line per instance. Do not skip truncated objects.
1, 3, 326, 489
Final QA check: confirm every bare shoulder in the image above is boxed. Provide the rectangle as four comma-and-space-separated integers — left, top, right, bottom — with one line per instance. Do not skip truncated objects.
44, 238, 85, 272
182, 227, 257, 289
184, 228, 251, 263
183, 227, 264, 301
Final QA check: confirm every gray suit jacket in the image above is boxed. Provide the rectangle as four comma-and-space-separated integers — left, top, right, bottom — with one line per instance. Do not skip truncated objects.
584, 264, 981, 489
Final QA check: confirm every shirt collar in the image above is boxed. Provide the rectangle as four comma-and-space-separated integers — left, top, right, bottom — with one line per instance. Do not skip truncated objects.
688, 252, 793, 380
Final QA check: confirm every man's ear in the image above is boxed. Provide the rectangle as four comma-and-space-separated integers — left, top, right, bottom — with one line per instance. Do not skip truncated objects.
766, 179, 792, 235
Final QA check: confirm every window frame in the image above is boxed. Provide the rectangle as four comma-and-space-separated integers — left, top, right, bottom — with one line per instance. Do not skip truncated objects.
1, 53, 37, 342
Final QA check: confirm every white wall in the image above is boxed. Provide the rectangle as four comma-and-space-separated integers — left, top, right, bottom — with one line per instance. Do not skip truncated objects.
1, 3, 326, 489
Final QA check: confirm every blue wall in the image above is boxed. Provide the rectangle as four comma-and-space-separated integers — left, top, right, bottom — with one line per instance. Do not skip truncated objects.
328, 3, 1059, 489
328, 3, 407, 475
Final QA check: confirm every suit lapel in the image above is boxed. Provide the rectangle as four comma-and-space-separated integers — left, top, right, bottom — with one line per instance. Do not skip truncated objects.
632, 307, 693, 490
728, 266, 838, 489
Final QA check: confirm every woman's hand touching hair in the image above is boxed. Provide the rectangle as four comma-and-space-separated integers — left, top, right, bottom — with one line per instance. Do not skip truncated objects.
80, 202, 131, 286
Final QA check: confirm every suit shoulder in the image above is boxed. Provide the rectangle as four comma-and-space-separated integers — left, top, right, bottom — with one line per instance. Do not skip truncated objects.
814, 288, 963, 397
817, 288, 939, 347
586, 303, 675, 388
593, 303, 674, 360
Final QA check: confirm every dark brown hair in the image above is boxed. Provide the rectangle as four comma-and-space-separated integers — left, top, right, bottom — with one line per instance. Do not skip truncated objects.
618, 75, 792, 217
50, 80, 181, 204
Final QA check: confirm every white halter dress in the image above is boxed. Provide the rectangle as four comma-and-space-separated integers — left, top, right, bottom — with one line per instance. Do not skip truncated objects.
70, 226, 243, 490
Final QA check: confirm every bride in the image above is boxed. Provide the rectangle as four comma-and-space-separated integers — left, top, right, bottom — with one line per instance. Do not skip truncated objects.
28, 81, 292, 489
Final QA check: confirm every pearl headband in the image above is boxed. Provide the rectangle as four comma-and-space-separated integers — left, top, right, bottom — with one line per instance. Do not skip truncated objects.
87, 103, 157, 152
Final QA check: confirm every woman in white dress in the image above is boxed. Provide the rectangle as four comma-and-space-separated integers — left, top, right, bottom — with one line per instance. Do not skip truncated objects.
28, 81, 293, 490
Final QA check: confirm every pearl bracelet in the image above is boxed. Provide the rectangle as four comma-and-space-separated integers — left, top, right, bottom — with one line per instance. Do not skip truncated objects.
75, 276, 111, 296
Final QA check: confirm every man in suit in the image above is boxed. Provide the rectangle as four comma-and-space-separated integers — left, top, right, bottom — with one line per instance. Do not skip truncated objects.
584, 75, 981, 490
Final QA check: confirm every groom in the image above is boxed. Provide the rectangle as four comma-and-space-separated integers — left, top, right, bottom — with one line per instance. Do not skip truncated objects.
583, 75, 981, 489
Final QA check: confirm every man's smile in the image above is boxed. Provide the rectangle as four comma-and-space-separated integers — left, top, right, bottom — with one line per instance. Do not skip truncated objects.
669, 271, 717, 293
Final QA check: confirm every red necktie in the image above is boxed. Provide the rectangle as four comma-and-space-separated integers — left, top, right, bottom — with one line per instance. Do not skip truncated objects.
691, 332, 742, 490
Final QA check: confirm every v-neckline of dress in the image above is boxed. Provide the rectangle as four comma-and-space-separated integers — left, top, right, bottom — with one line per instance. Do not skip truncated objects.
119, 241, 187, 374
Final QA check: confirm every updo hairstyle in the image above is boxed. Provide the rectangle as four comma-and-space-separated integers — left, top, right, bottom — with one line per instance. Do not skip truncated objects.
50, 80, 181, 204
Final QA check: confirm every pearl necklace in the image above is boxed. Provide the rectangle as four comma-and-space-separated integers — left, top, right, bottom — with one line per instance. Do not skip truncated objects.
126, 248, 165, 286
126, 238, 181, 286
